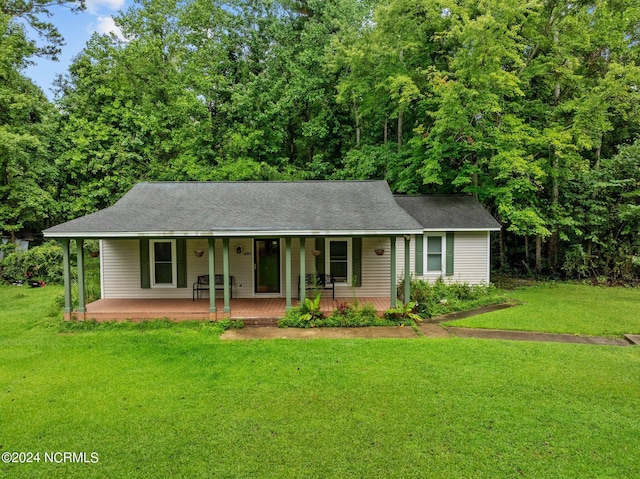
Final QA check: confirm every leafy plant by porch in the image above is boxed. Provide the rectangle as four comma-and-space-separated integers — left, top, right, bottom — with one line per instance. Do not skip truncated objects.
399, 277, 508, 318
278, 301, 414, 328
299, 294, 323, 322
384, 300, 422, 323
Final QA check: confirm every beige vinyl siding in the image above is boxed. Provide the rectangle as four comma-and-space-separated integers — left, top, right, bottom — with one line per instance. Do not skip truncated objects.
293, 237, 390, 298
101, 239, 169, 299
449, 231, 490, 284
102, 237, 394, 299
334, 237, 390, 298
102, 233, 493, 298
102, 239, 255, 299
407, 231, 490, 285
101, 240, 139, 298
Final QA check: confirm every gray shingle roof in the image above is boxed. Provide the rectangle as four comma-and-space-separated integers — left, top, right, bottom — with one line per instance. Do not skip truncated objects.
394, 195, 501, 230
44, 181, 425, 237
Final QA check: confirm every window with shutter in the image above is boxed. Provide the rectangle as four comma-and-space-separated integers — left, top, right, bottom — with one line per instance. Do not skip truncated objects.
324, 238, 353, 285
150, 239, 177, 287
423, 233, 448, 274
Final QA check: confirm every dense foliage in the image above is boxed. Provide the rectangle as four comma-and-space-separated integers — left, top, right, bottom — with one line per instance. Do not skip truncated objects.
400, 277, 507, 317
277, 300, 415, 328
2, 0, 640, 280
0, 240, 64, 284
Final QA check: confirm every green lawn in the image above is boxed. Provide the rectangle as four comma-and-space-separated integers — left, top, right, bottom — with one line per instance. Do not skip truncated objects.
1, 285, 640, 478
444, 282, 640, 337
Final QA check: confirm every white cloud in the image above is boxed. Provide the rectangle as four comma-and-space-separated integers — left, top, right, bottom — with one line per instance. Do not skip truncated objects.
95, 16, 126, 41
86, 0, 126, 15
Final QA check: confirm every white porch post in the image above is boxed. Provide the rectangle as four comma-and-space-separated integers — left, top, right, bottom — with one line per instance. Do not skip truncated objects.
208, 238, 216, 315
299, 237, 306, 303
223, 238, 230, 314
390, 236, 397, 308
404, 235, 411, 303
285, 237, 292, 309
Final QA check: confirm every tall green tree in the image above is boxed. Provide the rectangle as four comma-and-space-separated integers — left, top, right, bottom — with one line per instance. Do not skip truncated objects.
0, 3, 76, 240
55, 0, 217, 217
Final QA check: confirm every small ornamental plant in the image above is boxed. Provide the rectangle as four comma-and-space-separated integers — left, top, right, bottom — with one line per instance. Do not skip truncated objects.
300, 294, 323, 322
384, 300, 422, 323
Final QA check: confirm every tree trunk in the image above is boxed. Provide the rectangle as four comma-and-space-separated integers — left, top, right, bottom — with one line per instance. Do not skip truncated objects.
524, 235, 529, 263
548, 232, 558, 270
472, 170, 478, 199
384, 116, 388, 145
397, 109, 402, 152
550, 151, 559, 270
535, 235, 542, 273
499, 228, 506, 270
353, 96, 360, 148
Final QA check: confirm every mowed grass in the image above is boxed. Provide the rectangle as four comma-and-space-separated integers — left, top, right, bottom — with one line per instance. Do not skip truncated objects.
1, 285, 640, 478
444, 282, 640, 337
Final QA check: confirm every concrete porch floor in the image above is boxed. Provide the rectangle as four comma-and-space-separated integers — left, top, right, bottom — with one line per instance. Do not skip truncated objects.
73, 297, 392, 324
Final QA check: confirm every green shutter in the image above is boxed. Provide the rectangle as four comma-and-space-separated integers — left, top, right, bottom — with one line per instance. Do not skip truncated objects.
446, 232, 454, 276
415, 233, 424, 275
315, 237, 325, 274
352, 237, 362, 287
140, 240, 150, 289
176, 239, 187, 288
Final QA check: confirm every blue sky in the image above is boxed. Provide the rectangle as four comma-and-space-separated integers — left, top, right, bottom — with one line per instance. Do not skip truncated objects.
25, 0, 132, 99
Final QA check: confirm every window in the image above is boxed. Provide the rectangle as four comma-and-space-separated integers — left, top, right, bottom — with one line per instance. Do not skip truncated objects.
150, 240, 176, 287
326, 238, 351, 284
425, 234, 445, 273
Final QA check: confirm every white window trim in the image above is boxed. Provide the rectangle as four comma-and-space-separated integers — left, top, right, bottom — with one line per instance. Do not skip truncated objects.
423, 233, 446, 274
150, 239, 177, 288
325, 237, 352, 286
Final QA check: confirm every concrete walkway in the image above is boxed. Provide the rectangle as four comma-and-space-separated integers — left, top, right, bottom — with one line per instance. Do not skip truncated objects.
220, 322, 634, 346
445, 327, 631, 346
221, 325, 418, 340
219, 303, 636, 346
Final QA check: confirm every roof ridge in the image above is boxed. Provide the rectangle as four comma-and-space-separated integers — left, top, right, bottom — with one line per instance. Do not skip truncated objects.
393, 194, 471, 197
136, 180, 387, 185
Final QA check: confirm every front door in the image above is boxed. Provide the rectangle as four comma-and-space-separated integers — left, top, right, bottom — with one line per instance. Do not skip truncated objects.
255, 239, 280, 293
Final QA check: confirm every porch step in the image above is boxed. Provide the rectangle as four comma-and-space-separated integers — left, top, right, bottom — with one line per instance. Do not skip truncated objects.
241, 317, 281, 327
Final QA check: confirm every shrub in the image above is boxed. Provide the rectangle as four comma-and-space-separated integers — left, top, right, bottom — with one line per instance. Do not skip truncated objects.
278, 301, 411, 328
384, 300, 422, 323
1, 241, 64, 284
397, 277, 505, 318
278, 307, 309, 328
217, 319, 244, 330
333, 301, 351, 317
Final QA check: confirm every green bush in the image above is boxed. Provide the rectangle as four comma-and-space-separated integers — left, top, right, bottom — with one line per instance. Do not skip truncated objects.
384, 300, 422, 323
1, 241, 64, 284
278, 302, 412, 328
397, 277, 506, 318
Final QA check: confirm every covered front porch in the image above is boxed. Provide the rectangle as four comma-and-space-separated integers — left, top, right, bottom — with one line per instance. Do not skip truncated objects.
72, 297, 392, 325
59, 235, 413, 321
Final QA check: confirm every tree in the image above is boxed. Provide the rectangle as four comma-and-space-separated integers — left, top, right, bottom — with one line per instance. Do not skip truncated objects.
55, 0, 218, 217
0, 12, 59, 240
1, 0, 85, 60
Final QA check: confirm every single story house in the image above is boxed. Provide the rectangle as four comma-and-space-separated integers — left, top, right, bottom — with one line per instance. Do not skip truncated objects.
43, 181, 501, 320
